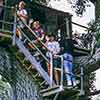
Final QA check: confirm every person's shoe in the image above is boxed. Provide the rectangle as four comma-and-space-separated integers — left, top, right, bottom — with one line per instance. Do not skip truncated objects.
72, 80, 80, 88
67, 85, 73, 89
67, 81, 72, 86
76, 80, 80, 84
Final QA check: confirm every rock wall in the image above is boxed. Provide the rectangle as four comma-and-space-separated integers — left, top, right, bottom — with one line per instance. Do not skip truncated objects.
0, 47, 42, 100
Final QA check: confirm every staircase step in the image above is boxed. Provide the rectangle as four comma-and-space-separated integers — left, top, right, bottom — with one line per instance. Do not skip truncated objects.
16, 52, 25, 60
34, 73, 40, 78
40, 85, 60, 93
40, 85, 64, 97
23, 60, 31, 66
40, 80, 46, 86
22, 57, 28, 63
40, 84, 49, 90
36, 77, 44, 83
27, 65, 32, 70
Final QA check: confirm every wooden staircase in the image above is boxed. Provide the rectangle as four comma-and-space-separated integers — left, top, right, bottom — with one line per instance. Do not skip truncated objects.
15, 38, 52, 86
0, 24, 83, 98
13, 26, 65, 97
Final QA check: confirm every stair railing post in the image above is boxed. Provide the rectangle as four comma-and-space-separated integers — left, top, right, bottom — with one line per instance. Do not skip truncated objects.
50, 52, 53, 87
60, 55, 64, 88
12, 5, 17, 46
79, 64, 85, 96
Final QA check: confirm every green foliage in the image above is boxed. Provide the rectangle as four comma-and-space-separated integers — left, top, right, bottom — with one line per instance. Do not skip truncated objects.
0, 76, 13, 100
88, 19, 100, 48
69, 0, 91, 16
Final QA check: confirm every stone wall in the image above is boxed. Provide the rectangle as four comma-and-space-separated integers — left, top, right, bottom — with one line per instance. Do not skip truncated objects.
0, 47, 42, 100
13, 61, 42, 100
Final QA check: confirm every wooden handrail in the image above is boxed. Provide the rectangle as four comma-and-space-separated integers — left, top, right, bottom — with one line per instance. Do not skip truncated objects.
17, 27, 49, 62
0, 5, 14, 9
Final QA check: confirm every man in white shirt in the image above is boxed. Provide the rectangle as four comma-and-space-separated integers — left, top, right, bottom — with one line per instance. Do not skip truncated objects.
46, 34, 60, 85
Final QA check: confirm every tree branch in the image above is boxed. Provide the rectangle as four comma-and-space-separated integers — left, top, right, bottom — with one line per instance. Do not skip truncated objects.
89, 0, 96, 4
88, 89, 100, 96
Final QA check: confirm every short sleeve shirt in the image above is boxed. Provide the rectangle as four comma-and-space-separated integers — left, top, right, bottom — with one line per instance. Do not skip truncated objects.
17, 9, 28, 28
33, 27, 44, 38
17, 9, 27, 20
47, 41, 60, 55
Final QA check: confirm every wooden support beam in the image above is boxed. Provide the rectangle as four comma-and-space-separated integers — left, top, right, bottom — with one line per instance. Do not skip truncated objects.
0, 30, 12, 34
72, 21, 89, 29
0, 33, 12, 38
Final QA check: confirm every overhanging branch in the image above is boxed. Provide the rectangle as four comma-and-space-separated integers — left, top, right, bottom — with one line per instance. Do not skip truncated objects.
90, 0, 96, 4
88, 89, 100, 96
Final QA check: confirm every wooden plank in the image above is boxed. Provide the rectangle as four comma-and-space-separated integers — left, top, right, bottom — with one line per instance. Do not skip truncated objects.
72, 21, 89, 29
74, 45, 90, 51
40, 80, 46, 86
40, 85, 60, 93
41, 86, 64, 97
0, 33, 12, 38
74, 49, 89, 55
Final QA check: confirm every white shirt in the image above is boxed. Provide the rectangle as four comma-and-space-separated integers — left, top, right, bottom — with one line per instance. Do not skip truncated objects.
46, 41, 60, 55
17, 9, 28, 28
17, 9, 27, 20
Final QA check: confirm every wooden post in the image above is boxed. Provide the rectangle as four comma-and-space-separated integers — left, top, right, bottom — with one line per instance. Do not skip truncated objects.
50, 52, 53, 87
79, 64, 85, 96
60, 55, 64, 88
12, 6, 17, 46
66, 17, 70, 38
2, 0, 7, 31
65, 15, 72, 39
